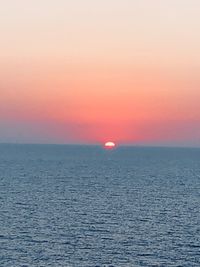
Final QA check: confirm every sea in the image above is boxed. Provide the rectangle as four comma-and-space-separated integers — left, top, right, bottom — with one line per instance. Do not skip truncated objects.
0, 144, 199, 267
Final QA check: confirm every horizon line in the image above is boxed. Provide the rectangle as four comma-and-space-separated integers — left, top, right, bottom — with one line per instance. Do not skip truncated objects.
0, 142, 200, 149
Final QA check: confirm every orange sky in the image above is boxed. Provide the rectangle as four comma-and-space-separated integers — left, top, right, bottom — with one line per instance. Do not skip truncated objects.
0, 1, 200, 146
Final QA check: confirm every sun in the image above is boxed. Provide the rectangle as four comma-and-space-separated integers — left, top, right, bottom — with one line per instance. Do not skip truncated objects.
104, 141, 116, 149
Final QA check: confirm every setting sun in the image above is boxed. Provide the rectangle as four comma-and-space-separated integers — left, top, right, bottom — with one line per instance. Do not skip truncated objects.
104, 141, 116, 149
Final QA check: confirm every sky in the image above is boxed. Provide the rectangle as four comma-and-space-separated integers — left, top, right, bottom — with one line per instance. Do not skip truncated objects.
0, 0, 200, 146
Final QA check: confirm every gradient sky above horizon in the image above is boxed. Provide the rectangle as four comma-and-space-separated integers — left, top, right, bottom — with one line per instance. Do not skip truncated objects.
0, 0, 200, 146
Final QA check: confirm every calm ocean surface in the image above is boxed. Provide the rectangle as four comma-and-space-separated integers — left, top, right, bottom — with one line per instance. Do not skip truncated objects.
0, 144, 199, 267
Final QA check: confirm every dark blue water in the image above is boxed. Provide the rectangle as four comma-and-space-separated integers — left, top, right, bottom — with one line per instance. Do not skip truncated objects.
0, 144, 199, 267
